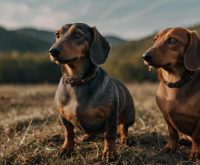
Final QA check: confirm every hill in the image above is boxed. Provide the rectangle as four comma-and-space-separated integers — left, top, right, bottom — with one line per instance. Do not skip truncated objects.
0, 24, 200, 83
0, 23, 200, 53
0, 27, 50, 53
0, 27, 127, 53
13, 28, 54, 44
105, 35, 127, 47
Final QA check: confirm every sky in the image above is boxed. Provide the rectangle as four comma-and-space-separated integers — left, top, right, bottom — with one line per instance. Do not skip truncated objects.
0, 0, 200, 40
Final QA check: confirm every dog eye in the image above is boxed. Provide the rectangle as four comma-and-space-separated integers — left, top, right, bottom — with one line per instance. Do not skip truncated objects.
167, 38, 177, 44
73, 32, 82, 38
55, 33, 60, 39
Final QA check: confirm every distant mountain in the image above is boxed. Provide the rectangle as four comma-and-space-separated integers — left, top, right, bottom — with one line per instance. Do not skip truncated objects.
0, 27, 127, 53
14, 29, 127, 47
105, 36, 127, 47
0, 23, 199, 53
13, 28, 54, 44
0, 27, 51, 53
1, 24, 200, 83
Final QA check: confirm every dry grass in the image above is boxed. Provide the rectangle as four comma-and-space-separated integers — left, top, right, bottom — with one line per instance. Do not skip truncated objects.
0, 83, 198, 165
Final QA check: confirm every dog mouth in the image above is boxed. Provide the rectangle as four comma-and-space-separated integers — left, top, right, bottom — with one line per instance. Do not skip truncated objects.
144, 60, 171, 71
49, 54, 83, 64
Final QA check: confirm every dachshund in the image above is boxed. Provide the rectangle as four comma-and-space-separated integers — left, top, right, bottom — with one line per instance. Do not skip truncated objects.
49, 23, 135, 161
143, 27, 200, 161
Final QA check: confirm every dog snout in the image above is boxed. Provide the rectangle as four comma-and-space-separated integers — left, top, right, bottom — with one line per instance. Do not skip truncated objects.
143, 52, 153, 62
49, 47, 61, 58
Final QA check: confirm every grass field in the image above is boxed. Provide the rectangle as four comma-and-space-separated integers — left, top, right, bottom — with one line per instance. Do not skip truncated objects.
0, 83, 198, 165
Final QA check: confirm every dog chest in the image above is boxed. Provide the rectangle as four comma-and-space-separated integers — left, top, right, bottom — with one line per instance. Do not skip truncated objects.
157, 94, 198, 135
59, 102, 111, 133
59, 100, 83, 129
170, 106, 197, 135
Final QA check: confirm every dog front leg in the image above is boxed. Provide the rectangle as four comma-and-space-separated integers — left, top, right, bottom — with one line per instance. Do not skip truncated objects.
163, 117, 179, 153
102, 110, 118, 162
189, 120, 200, 161
58, 115, 75, 159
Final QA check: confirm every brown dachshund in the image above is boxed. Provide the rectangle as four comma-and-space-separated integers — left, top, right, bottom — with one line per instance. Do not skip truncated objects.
143, 27, 200, 161
49, 23, 135, 161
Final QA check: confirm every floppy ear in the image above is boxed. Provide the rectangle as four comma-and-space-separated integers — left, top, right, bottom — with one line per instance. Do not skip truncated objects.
184, 31, 200, 71
90, 27, 111, 65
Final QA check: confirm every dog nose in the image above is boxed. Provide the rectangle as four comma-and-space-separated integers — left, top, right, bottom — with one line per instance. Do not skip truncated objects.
143, 52, 153, 62
49, 47, 60, 57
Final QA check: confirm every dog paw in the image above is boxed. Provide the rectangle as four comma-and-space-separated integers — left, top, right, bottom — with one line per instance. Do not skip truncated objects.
179, 138, 192, 146
80, 134, 95, 142
120, 137, 129, 145
189, 149, 200, 161
102, 149, 118, 162
162, 142, 177, 153
57, 146, 73, 159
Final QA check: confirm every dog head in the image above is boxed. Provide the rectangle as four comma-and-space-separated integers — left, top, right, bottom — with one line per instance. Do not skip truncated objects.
49, 23, 110, 65
143, 27, 200, 71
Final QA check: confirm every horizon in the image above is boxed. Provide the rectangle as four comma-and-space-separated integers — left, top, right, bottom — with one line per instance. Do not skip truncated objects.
0, 0, 200, 40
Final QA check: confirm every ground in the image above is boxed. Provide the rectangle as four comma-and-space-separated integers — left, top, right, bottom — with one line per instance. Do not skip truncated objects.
0, 83, 198, 165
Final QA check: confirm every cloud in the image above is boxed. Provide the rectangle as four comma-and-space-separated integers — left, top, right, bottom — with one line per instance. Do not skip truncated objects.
0, 1, 72, 30
32, 11, 72, 30
0, 0, 200, 39
0, 2, 32, 28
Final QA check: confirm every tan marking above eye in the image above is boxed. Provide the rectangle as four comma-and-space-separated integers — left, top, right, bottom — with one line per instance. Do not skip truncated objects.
68, 24, 77, 33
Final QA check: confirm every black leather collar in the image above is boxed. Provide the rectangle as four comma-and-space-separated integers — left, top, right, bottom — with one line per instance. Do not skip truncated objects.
163, 70, 195, 88
63, 66, 99, 87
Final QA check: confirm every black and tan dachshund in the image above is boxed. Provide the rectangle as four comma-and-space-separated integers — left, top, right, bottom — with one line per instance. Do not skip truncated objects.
49, 23, 135, 161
